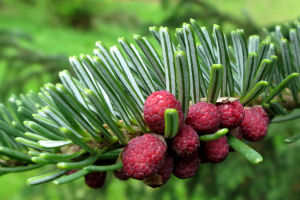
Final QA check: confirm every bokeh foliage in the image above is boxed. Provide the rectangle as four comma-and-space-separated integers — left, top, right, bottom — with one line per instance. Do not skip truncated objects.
0, 30, 68, 101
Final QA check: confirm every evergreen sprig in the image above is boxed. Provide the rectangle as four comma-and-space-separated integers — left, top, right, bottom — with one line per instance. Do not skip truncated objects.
0, 19, 300, 186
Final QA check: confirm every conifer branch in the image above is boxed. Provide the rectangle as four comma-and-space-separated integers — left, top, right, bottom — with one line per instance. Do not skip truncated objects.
0, 18, 300, 187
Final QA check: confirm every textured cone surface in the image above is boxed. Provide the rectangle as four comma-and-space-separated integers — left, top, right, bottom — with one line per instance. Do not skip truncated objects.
143, 90, 184, 134
203, 136, 229, 163
84, 172, 106, 189
186, 102, 221, 134
173, 151, 200, 179
171, 125, 200, 157
253, 106, 269, 124
240, 108, 268, 142
144, 154, 174, 188
122, 134, 167, 180
114, 168, 129, 181
217, 101, 245, 128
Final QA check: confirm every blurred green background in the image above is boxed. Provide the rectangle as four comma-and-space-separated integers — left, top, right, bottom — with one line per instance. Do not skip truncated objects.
0, 0, 300, 199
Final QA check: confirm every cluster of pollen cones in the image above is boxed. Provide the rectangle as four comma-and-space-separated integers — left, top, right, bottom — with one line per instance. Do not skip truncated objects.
76, 90, 269, 189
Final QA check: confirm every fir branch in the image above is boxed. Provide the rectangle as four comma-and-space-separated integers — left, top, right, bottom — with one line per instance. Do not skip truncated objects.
0, 18, 299, 187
